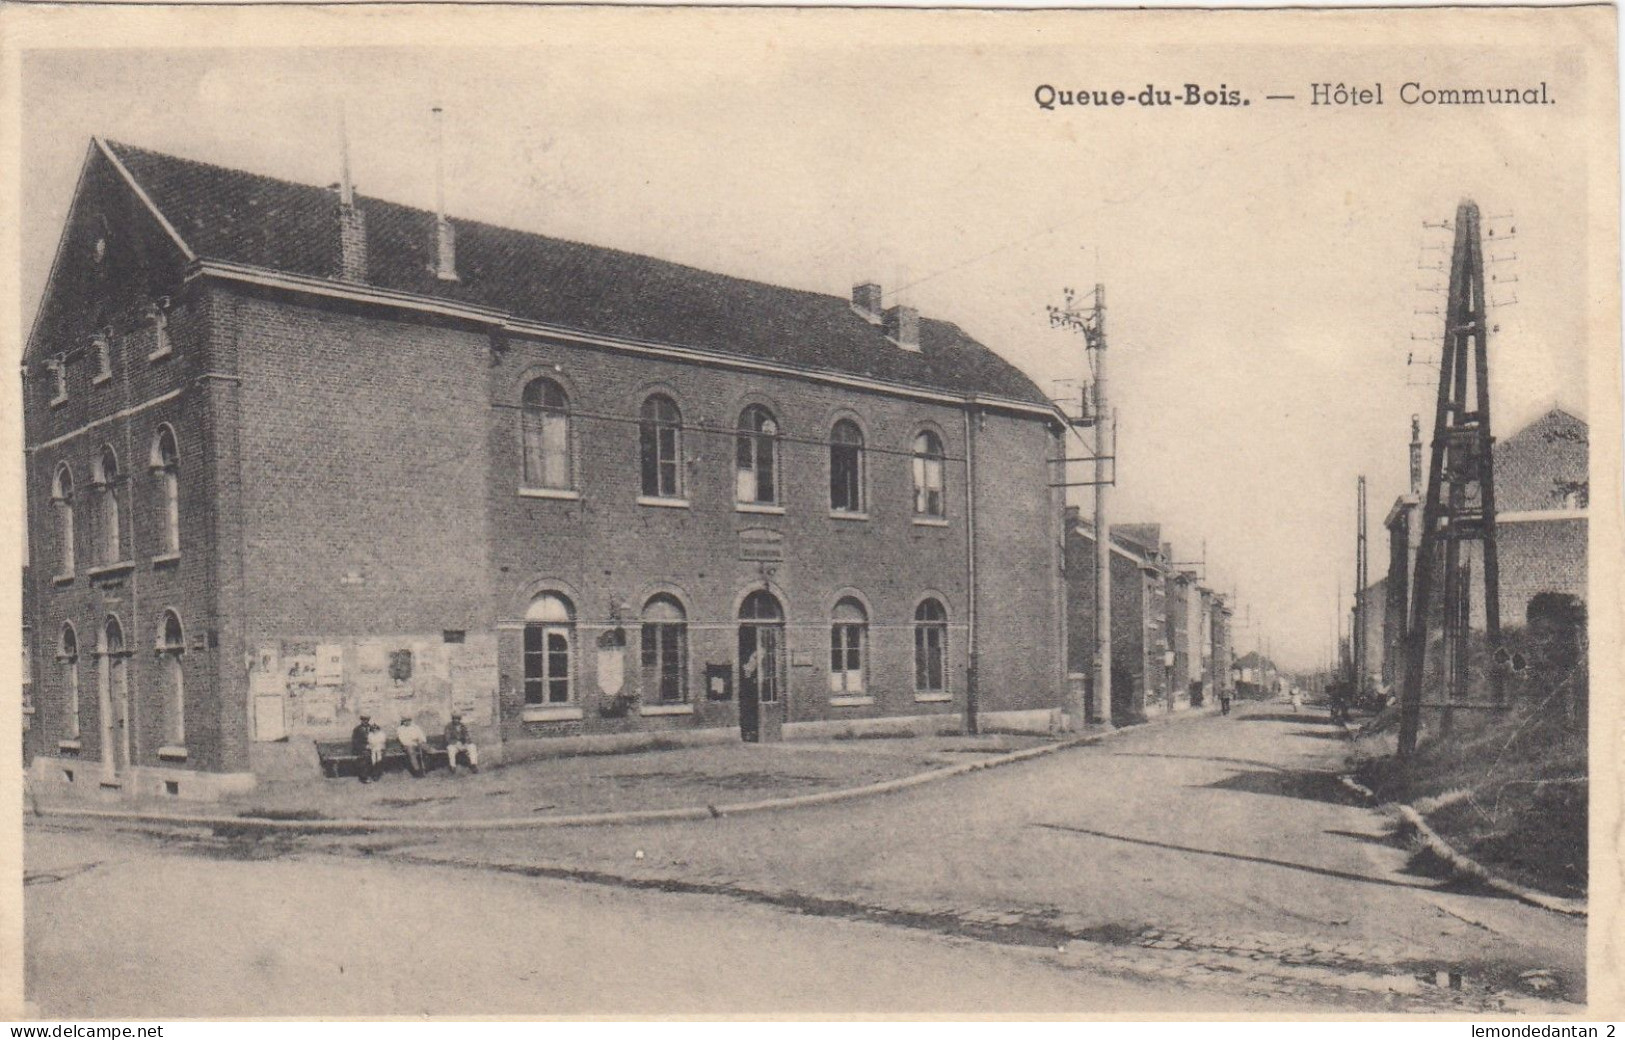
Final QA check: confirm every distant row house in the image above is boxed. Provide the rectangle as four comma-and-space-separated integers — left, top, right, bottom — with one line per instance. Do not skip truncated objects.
1063, 512, 1233, 724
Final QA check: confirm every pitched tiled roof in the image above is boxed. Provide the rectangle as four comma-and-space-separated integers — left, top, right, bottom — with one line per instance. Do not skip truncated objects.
104, 141, 1052, 408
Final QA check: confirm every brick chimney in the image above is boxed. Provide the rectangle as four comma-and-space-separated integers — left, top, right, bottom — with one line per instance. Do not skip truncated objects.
431, 106, 458, 282
851, 282, 884, 323
884, 304, 920, 351
335, 109, 367, 282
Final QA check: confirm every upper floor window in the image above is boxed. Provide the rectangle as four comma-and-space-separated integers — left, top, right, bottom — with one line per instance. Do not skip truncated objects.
829, 420, 865, 514
92, 446, 122, 564
520, 378, 572, 490
150, 426, 180, 555
641, 595, 688, 704
639, 395, 683, 499
913, 430, 946, 517
736, 405, 780, 506
830, 597, 868, 695
51, 464, 75, 578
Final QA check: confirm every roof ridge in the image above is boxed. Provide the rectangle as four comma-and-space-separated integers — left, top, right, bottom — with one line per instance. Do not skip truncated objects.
105, 138, 965, 326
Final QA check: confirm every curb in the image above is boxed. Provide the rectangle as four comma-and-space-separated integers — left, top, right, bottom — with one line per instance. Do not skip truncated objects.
31, 730, 1108, 835
1334, 774, 1587, 919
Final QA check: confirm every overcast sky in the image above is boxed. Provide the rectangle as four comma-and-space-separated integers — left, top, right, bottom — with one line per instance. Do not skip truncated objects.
12, 8, 1607, 669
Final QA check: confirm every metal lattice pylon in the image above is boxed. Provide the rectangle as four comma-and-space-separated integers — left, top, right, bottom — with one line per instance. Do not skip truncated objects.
1398, 201, 1504, 759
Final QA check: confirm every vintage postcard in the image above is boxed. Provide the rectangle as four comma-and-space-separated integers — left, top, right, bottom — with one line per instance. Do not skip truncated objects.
1, 2, 1619, 1021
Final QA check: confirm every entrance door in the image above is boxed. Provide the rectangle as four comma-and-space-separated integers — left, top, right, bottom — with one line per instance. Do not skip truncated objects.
738, 590, 785, 742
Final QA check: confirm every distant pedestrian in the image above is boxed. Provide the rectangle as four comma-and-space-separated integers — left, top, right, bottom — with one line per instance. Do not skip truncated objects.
444, 713, 479, 774
396, 716, 429, 778
1218, 688, 1233, 716
1290, 687, 1302, 713
351, 714, 382, 783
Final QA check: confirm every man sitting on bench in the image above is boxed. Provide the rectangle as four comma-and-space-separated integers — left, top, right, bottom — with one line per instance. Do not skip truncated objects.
445, 713, 479, 774
397, 715, 430, 778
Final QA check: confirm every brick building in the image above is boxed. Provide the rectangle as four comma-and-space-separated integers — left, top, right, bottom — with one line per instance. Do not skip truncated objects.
22, 139, 1070, 798
1377, 406, 1589, 683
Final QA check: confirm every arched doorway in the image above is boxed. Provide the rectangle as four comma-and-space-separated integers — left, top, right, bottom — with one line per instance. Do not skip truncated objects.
737, 590, 785, 742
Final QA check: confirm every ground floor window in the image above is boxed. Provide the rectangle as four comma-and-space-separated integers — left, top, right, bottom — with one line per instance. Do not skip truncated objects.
641, 595, 688, 703
830, 597, 867, 694
158, 610, 185, 745
915, 598, 948, 693
524, 593, 575, 705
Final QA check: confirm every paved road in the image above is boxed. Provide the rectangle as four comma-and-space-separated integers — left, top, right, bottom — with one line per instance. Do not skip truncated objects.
26, 702, 1585, 1016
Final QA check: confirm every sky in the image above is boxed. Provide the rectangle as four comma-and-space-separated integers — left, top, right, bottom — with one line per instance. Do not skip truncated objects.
9, 8, 1609, 670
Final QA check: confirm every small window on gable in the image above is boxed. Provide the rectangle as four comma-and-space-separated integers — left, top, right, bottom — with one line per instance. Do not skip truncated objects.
91, 331, 112, 383
46, 357, 67, 405
147, 301, 172, 361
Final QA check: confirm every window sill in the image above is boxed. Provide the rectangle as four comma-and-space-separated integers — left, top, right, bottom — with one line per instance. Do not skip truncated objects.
518, 487, 581, 501
521, 705, 584, 723
86, 560, 135, 580
151, 551, 182, 568
830, 511, 870, 522
157, 745, 188, 762
51, 573, 75, 586
92, 372, 112, 386
639, 703, 694, 716
912, 516, 950, 527
914, 692, 953, 703
58, 739, 82, 753
735, 502, 785, 516
147, 348, 173, 363
829, 695, 875, 707
637, 496, 691, 509
49, 395, 68, 409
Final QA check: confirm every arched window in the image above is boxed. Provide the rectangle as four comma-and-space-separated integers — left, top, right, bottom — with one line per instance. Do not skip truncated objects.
150, 426, 180, 554
51, 464, 75, 577
58, 623, 80, 739
641, 595, 688, 703
912, 430, 946, 518
830, 597, 868, 695
829, 419, 865, 514
98, 615, 128, 776
93, 447, 122, 564
523, 593, 575, 705
736, 406, 779, 506
738, 590, 785, 704
914, 598, 948, 694
156, 610, 185, 745
639, 395, 683, 499
520, 378, 572, 490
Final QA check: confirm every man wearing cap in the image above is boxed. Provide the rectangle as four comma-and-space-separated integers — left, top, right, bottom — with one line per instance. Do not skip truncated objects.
396, 715, 429, 778
444, 713, 479, 774
351, 714, 381, 783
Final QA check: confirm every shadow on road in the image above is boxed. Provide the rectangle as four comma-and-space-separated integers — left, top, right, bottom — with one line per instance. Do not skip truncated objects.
1034, 822, 1439, 892
1234, 712, 1341, 726
1202, 769, 1368, 806
1109, 751, 1287, 773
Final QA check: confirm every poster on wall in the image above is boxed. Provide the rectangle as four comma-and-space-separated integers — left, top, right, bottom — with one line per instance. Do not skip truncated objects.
315, 643, 344, 686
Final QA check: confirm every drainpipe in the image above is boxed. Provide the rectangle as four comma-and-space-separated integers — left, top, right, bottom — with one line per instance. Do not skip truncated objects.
963, 405, 979, 735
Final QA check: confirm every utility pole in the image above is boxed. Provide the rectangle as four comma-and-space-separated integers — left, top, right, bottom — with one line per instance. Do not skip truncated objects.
1049, 284, 1113, 727
1399, 200, 1504, 760
1354, 475, 1368, 702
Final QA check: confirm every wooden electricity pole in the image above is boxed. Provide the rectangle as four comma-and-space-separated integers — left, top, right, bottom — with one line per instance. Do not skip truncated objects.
1398, 200, 1504, 760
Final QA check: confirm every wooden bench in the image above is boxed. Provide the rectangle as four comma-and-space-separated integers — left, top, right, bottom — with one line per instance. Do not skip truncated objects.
315, 736, 451, 779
